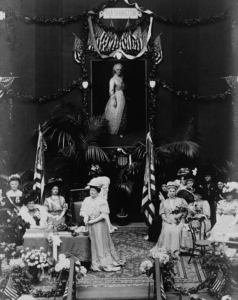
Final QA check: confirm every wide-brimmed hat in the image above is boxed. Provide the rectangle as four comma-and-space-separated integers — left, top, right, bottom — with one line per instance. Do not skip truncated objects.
177, 168, 190, 178
23, 190, 39, 205
222, 182, 238, 196
167, 180, 180, 190
45, 178, 64, 190
87, 178, 103, 190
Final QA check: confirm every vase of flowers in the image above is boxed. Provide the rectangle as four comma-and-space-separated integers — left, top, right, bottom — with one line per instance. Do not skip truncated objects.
22, 247, 52, 284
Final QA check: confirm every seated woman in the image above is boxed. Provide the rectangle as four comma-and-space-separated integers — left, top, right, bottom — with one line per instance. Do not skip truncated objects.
150, 181, 188, 257
208, 184, 238, 241
44, 178, 67, 226
1, 174, 23, 212
19, 190, 48, 228
80, 183, 124, 272
181, 186, 211, 252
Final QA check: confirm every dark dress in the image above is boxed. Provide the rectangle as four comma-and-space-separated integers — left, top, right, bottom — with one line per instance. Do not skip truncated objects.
200, 182, 216, 227
4, 190, 23, 212
177, 188, 194, 205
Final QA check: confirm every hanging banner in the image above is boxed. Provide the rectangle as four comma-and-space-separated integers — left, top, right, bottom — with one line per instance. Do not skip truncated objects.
99, 8, 141, 19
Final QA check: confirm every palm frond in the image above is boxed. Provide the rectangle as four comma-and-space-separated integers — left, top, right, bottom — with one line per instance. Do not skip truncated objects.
85, 145, 109, 163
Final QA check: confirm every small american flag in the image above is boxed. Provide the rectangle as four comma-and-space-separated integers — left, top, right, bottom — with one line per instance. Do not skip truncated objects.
4, 276, 20, 300
210, 269, 225, 293
160, 275, 166, 300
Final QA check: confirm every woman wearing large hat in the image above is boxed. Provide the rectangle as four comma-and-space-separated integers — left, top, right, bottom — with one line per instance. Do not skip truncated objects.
208, 183, 238, 241
44, 178, 67, 226
80, 182, 124, 271
150, 181, 188, 257
19, 190, 48, 228
2, 174, 23, 212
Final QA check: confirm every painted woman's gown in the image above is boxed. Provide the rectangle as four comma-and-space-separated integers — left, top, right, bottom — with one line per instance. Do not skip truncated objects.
181, 200, 211, 251
104, 77, 127, 135
208, 199, 238, 241
150, 197, 188, 255
80, 195, 123, 271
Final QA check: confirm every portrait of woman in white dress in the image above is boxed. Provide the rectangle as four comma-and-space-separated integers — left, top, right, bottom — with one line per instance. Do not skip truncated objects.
104, 63, 127, 136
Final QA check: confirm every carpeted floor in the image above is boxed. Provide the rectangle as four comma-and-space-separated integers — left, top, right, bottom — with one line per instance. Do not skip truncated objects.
78, 227, 206, 288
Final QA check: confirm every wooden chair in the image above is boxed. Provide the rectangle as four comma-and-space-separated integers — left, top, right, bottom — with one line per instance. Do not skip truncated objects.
188, 217, 212, 264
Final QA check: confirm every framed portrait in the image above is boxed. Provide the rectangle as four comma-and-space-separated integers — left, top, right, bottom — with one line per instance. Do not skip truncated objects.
90, 59, 148, 147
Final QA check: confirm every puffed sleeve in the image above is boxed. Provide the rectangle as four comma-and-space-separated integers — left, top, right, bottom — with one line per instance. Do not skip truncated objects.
202, 200, 211, 218
216, 200, 224, 214
99, 199, 110, 215
44, 198, 50, 212
60, 196, 67, 212
159, 200, 165, 216
80, 197, 88, 216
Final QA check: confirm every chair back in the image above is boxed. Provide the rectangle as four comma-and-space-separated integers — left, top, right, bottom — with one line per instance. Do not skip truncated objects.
188, 217, 207, 242
69, 189, 89, 226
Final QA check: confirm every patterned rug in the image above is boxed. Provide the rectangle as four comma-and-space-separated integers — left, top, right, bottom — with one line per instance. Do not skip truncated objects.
78, 227, 206, 287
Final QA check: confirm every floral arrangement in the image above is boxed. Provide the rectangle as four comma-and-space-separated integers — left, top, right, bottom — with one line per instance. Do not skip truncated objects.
141, 249, 175, 289
171, 205, 188, 215
0, 243, 24, 262
54, 254, 87, 280
22, 247, 52, 269
140, 260, 153, 276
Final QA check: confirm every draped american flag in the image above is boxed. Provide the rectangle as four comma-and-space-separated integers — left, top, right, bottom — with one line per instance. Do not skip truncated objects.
95, 25, 111, 52
154, 34, 163, 65
210, 269, 225, 293
3, 276, 20, 300
73, 35, 83, 64
33, 125, 47, 204
132, 26, 142, 51
141, 132, 156, 227
0, 77, 16, 98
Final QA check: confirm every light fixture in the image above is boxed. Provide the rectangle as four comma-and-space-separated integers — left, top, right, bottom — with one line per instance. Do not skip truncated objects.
0, 11, 5, 20
82, 81, 89, 89
149, 80, 156, 88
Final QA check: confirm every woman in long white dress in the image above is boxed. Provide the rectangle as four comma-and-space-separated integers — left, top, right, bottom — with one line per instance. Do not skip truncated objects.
80, 184, 124, 272
150, 181, 188, 257
104, 63, 127, 136
208, 186, 238, 241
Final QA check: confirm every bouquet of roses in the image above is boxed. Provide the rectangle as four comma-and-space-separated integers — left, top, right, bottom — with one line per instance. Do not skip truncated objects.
22, 247, 52, 269
171, 205, 188, 215
32, 209, 41, 226
140, 260, 153, 277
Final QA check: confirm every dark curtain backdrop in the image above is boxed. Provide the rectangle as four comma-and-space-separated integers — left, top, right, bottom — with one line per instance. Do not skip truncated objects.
0, 0, 237, 178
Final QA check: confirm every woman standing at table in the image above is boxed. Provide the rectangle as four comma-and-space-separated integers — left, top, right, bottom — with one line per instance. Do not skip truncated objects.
44, 178, 67, 226
80, 183, 124, 272
208, 185, 238, 241
150, 181, 188, 257
19, 190, 48, 228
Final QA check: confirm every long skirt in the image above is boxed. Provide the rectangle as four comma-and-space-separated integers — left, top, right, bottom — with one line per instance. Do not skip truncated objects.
208, 214, 238, 241
88, 219, 122, 271
104, 90, 127, 135
151, 221, 184, 255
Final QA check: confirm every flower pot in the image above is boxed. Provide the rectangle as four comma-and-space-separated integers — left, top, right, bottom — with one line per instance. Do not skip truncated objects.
28, 267, 41, 285
116, 214, 129, 226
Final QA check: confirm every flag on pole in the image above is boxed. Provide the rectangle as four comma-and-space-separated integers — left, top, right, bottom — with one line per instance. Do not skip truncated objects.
160, 274, 166, 300
4, 276, 20, 300
33, 125, 47, 204
141, 132, 156, 227
209, 269, 226, 293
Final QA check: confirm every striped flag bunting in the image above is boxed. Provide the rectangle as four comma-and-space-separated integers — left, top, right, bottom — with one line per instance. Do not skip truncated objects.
132, 26, 142, 51
87, 31, 94, 51
4, 276, 20, 300
63, 280, 69, 300
0, 77, 16, 98
73, 35, 83, 64
141, 27, 148, 51
154, 34, 163, 65
210, 269, 225, 293
141, 132, 156, 227
160, 275, 166, 300
33, 125, 47, 204
108, 31, 120, 51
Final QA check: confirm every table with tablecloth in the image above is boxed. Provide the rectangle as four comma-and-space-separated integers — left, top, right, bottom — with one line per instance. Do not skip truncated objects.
23, 229, 91, 262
